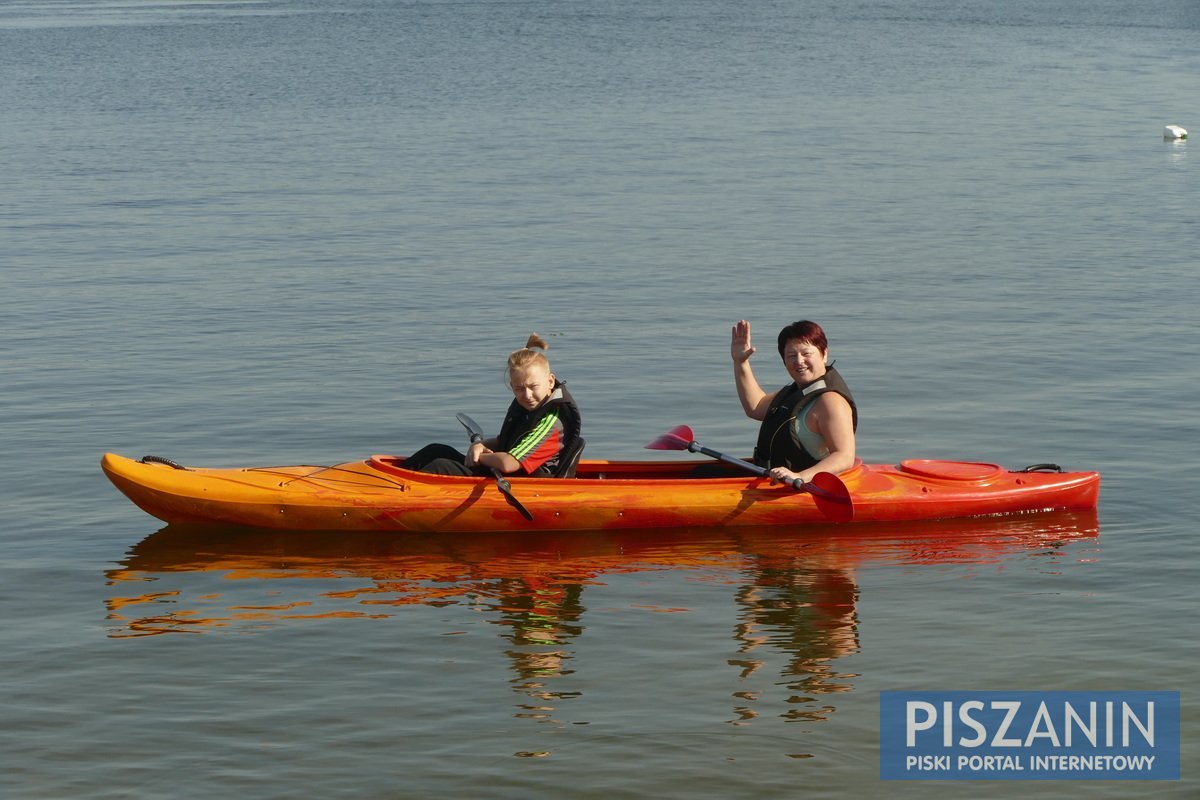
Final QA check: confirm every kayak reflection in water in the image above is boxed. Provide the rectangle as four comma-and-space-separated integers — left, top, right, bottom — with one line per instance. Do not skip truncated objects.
728, 546, 860, 726
488, 575, 587, 725
730, 319, 858, 485
404, 333, 582, 478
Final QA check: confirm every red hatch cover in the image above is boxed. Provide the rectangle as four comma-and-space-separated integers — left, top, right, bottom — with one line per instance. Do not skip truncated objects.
899, 459, 1004, 481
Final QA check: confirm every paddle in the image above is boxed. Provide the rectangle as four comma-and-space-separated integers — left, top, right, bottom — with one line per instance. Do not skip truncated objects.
645, 424, 854, 522
456, 412, 535, 522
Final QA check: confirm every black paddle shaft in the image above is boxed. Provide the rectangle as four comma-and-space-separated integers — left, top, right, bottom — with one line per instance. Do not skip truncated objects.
688, 442, 805, 491
647, 425, 851, 521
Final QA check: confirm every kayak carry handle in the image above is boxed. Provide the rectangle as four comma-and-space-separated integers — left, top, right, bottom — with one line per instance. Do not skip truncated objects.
140, 455, 189, 470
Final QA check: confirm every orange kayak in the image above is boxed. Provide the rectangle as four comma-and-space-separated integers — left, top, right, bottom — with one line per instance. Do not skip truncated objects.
101, 452, 1100, 533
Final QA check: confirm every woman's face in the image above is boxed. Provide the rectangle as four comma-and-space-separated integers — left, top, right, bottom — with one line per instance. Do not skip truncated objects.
509, 363, 555, 411
781, 338, 828, 385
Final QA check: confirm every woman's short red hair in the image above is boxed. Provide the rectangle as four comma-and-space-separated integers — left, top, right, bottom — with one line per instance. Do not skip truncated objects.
776, 320, 828, 356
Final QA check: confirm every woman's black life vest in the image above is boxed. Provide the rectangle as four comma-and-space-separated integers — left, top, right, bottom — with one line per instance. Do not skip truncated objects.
497, 380, 582, 476
752, 365, 857, 471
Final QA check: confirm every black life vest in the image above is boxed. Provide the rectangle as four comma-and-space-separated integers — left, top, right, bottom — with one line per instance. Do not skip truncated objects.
752, 365, 857, 471
497, 380, 582, 476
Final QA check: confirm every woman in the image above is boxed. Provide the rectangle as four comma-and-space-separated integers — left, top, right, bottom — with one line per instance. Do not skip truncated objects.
731, 319, 857, 484
404, 333, 581, 477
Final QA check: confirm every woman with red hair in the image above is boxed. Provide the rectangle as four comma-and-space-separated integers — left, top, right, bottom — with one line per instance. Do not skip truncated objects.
730, 319, 858, 485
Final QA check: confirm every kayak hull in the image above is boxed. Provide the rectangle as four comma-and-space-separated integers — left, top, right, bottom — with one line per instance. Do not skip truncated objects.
101, 453, 1100, 533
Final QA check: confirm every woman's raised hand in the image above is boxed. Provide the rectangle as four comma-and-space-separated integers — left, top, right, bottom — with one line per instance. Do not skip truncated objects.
731, 320, 756, 363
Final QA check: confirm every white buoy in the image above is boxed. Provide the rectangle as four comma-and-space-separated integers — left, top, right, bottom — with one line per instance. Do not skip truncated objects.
1163, 124, 1188, 140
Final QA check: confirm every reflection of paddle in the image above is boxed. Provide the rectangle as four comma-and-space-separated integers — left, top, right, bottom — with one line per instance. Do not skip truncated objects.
456, 413, 534, 522
645, 424, 854, 523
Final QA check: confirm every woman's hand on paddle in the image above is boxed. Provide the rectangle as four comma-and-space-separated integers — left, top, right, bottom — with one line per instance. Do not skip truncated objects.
769, 466, 806, 486
731, 320, 756, 363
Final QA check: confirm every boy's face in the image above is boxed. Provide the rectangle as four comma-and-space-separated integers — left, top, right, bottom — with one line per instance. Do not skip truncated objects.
510, 363, 555, 411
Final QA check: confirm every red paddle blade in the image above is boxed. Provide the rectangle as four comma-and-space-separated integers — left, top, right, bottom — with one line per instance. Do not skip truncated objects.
808, 471, 854, 523
644, 424, 696, 451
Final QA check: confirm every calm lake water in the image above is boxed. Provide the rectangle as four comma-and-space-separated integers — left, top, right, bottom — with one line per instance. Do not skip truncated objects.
2, 0, 1197, 797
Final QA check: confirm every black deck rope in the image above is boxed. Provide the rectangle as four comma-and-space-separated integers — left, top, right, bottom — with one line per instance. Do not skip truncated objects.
140, 455, 189, 470
1017, 463, 1063, 473
248, 463, 410, 490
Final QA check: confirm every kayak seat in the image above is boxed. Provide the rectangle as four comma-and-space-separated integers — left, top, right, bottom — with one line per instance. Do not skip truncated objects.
554, 437, 586, 478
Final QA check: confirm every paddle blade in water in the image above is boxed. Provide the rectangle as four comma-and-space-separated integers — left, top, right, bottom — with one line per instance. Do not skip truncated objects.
644, 425, 696, 451
808, 471, 854, 523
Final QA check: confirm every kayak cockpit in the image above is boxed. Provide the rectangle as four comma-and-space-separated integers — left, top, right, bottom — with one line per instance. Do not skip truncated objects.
366, 454, 866, 482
